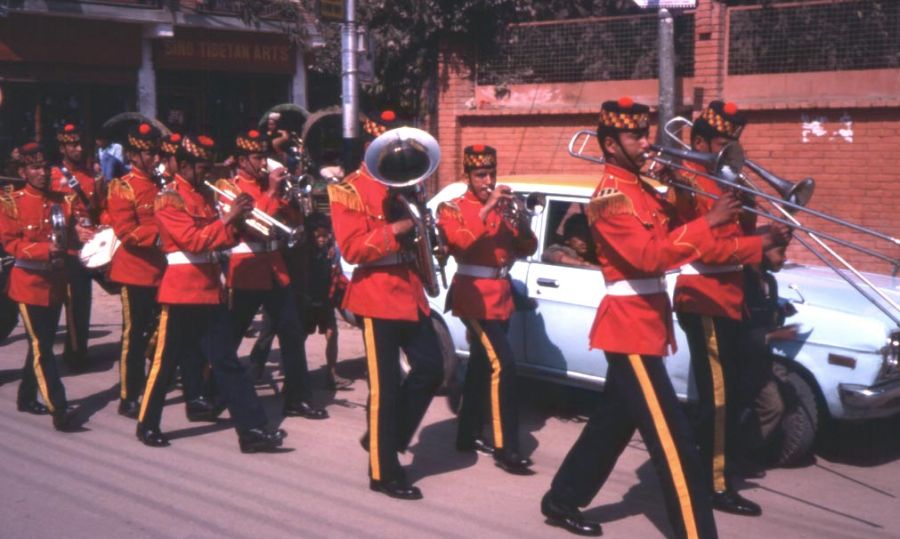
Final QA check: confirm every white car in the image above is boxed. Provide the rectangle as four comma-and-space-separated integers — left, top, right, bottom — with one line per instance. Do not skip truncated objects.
418, 176, 900, 464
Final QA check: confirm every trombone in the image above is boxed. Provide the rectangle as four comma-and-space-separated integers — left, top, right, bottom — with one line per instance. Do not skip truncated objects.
203, 180, 302, 247
568, 126, 900, 325
660, 117, 899, 325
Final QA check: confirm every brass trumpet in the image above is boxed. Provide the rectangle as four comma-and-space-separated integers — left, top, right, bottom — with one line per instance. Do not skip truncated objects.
492, 188, 546, 229
204, 180, 302, 246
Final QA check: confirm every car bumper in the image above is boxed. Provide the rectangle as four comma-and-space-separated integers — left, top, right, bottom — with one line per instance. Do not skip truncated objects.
839, 378, 900, 417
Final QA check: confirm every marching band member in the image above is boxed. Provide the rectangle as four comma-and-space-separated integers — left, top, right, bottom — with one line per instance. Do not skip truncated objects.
673, 101, 791, 516
137, 133, 286, 452
541, 98, 788, 538
217, 129, 326, 420
51, 123, 104, 371
107, 123, 168, 419
329, 110, 444, 500
0, 142, 79, 431
437, 144, 538, 475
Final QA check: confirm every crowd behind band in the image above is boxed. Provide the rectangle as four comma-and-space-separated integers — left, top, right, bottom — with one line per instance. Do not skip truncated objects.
0, 98, 797, 538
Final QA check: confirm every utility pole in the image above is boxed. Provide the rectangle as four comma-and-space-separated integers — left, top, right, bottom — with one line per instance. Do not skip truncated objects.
341, 0, 361, 171
657, 7, 676, 147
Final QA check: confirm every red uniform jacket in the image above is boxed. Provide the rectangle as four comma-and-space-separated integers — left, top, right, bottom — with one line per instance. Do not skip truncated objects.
155, 176, 238, 305
328, 165, 429, 321
673, 161, 762, 320
107, 168, 166, 287
587, 164, 757, 356
217, 171, 291, 290
438, 189, 537, 320
0, 185, 72, 306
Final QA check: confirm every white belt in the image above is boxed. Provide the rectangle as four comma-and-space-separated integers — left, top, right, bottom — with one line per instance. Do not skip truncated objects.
230, 241, 279, 255
456, 263, 509, 279
358, 253, 405, 268
166, 251, 217, 265
606, 277, 667, 297
680, 263, 744, 276
14, 259, 53, 271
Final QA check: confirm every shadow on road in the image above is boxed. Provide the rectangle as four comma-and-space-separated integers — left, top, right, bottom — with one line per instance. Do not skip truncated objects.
71, 383, 119, 423
406, 417, 478, 483
582, 459, 674, 538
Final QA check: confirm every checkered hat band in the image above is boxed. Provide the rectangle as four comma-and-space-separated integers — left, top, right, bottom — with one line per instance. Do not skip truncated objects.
236, 137, 266, 153
363, 119, 387, 138
464, 154, 497, 169
127, 134, 158, 151
160, 141, 179, 155
599, 110, 650, 130
57, 133, 81, 144
702, 108, 742, 138
182, 138, 213, 161
19, 153, 44, 165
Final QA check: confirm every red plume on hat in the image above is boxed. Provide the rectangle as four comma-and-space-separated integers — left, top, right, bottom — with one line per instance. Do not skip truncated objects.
57, 123, 83, 144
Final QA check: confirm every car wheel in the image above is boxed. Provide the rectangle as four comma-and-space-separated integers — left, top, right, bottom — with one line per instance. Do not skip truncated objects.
0, 294, 18, 343
772, 364, 820, 467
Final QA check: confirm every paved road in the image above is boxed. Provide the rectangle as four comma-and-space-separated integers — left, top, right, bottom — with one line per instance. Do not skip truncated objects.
1, 285, 899, 538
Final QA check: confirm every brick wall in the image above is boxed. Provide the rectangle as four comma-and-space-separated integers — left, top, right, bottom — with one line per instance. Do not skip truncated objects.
435, 3, 900, 275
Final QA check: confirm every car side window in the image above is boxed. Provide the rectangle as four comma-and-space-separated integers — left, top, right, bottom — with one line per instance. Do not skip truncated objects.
539, 199, 601, 269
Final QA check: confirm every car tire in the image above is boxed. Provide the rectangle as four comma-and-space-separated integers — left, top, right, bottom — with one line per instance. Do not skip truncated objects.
772, 365, 820, 467
0, 294, 17, 343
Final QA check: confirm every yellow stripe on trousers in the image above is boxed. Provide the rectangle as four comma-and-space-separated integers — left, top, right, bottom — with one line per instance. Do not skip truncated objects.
701, 316, 727, 493
65, 284, 78, 352
18, 304, 55, 413
363, 318, 381, 480
119, 287, 132, 400
471, 320, 504, 450
139, 306, 169, 423
628, 354, 699, 539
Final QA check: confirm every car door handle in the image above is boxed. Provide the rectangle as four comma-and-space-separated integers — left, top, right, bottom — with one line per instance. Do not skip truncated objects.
536, 277, 559, 288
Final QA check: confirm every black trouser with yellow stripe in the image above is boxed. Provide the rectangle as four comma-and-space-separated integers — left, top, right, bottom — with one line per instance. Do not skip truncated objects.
62, 254, 92, 364
550, 353, 717, 539
458, 319, 520, 454
678, 312, 742, 494
231, 285, 313, 404
361, 312, 443, 482
139, 304, 267, 433
118, 285, 159, 403
17, 303, 68, 413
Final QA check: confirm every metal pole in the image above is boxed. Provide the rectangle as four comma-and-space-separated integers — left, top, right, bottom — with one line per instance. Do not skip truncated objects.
657, 8, 676, 147
341, 0, 361, 171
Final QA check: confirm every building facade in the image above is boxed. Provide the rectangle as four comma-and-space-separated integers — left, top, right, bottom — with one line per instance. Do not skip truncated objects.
0, 0, 312, 159
436, 0, 900, 274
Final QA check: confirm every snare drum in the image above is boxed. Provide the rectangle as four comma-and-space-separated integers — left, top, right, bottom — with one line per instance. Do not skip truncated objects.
79, 226, 120, 271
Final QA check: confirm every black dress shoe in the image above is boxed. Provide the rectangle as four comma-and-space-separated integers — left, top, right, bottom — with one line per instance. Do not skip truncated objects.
117, 399, 140, 419
712, 490, 762, 517
238, 428, 287, 453
136, 423, 170, 447
17, 399, 49, 415
370, 478, 423, 500
185, 397, 225, 422
284, 401, 329, 420
541, 492, 603, 536
456, 437, 495, 456
494, 450, 536, 476
52, 406, 80, 432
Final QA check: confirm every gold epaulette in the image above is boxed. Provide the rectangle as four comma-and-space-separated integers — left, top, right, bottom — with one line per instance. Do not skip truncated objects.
0, 191, 18, 219
587, 187, 635, 224
108, 178, 135, 202
154, 190, 185, 212
215, 178, 240, 196
437, 200, 463, 223
327, 180, 364, 213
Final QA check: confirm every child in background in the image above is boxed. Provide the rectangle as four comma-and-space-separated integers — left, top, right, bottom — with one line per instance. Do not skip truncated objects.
303, 213, 352, 390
